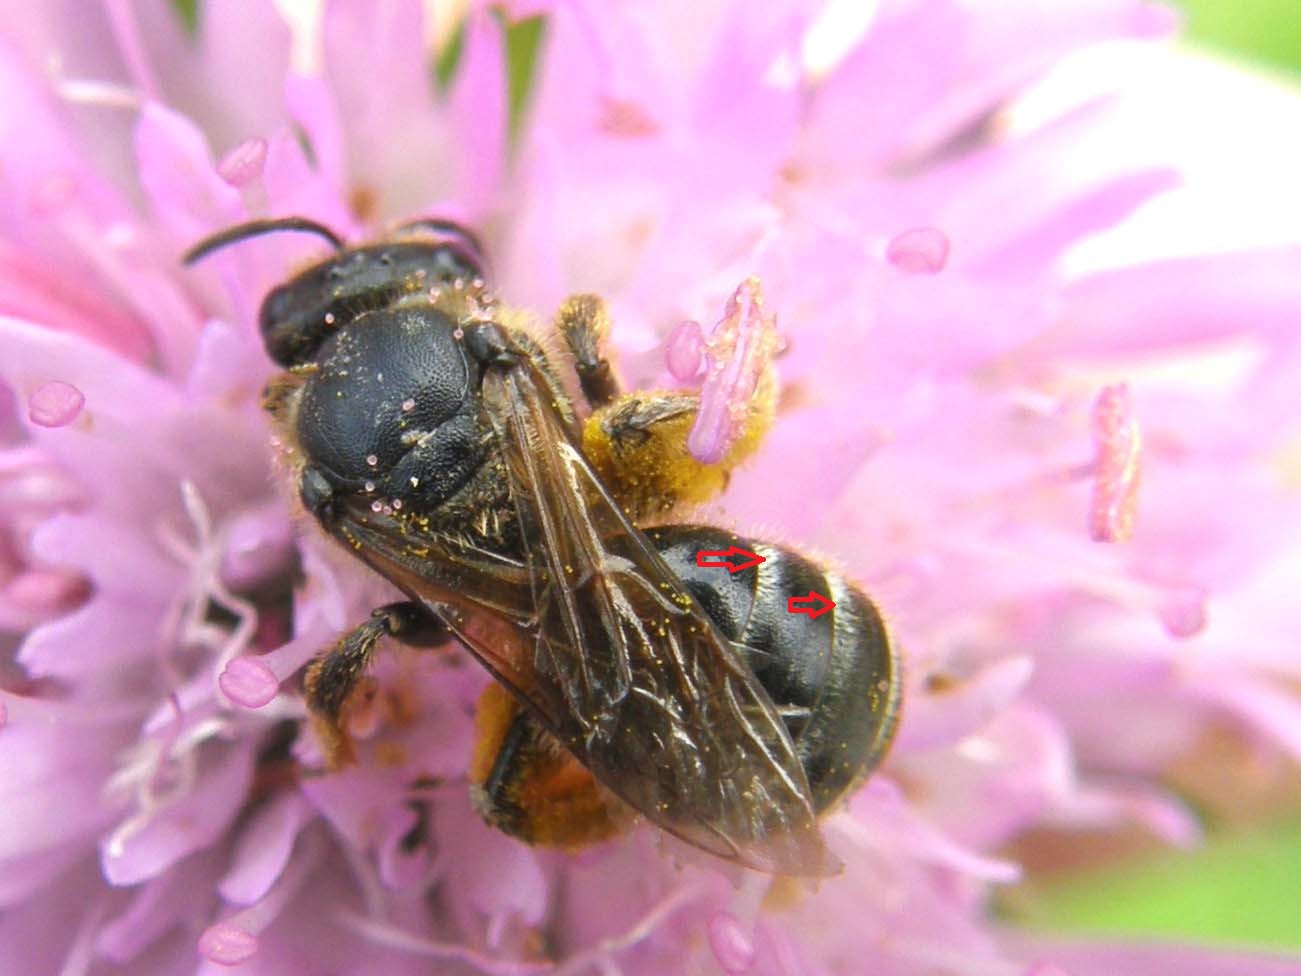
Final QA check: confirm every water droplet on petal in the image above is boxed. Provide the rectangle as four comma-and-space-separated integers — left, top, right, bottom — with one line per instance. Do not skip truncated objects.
198, 923, 258, 965
219, 657, 279, 709
708, 912, 755, 974
217, 137, 268, 187
665, 320, 706, 382
28, 381, 85, 427
1089, 383, 1142, 543
886, 226, 950, 274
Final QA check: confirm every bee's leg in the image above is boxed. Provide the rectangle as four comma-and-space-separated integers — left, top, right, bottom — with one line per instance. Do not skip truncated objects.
556, 293, 777, 517
468, 682, 630, 848
303, 601, 446, 767
556, 294, 620, 408
582, 383, 777, 520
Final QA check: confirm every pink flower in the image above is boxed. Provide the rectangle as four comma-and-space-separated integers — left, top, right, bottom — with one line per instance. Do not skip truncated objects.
1, 2, 1299, 974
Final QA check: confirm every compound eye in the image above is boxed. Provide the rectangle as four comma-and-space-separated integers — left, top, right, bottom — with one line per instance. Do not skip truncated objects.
259, 288, 317, 368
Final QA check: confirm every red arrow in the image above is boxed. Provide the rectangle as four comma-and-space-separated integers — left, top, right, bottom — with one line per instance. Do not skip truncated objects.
787, 591, 836, 619
695, 546, 766, 573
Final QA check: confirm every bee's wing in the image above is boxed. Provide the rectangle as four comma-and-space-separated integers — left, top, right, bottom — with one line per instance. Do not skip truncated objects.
469, 350, 836, 877
327, 344, 835, 876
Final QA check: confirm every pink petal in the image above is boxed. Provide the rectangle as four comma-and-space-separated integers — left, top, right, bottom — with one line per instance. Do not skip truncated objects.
0, 861, 108, 976
220, 499, 295, 591
1194, 672, 1301, 764
444, 13, 508, 212
665, 319, 707, 381
807, 0, 1175, 170
219, 791, 311, 905
709, 911, 757, 975
19, 595, 170, 678
1053, 247, 1301, 357
433, 792, 548, 935
376, 803, 433, 892
134, 0, 292, 153
284, 73, 348, 196
324, 0, 463, 219
0, 242, 152, 361
0, 720, 129, 861
134, 101, 243, 244
101, 744, 255, 886
98, 848, 220, 962
0, 843, 87, 909
895, 656, 1036, 752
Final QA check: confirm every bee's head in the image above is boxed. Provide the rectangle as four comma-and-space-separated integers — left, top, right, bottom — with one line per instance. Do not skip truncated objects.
184, 217, 485, 368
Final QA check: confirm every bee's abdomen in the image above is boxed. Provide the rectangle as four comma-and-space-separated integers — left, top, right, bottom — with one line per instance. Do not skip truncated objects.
647, 525, 899, 813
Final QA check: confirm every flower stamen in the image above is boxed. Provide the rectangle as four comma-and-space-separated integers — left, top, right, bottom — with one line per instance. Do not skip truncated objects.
218, 138, 269, 189
688, 277, 780, 464
709, 911, 756, 974
160, 482, 259, 679
1089, 383, 1142, 543
197, 923, 258, 966
553, 882, 713, 976
200, 828, 326, 965
886, 226, 950, 274
27, 380, 85, 428
55, 79, 142, 111
339, 915, 551, 975
103, 0, 161, 101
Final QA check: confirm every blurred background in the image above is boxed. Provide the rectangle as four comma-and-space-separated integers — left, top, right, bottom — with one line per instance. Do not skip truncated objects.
1010, 0, 1301, 955
1178, 0, 1301, 75
265, 0, 1301, 957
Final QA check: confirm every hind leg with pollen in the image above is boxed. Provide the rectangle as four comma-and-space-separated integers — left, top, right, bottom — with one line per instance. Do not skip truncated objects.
556, 292, 778, 520
303, 601, 447, 767
469, 682, 630, 848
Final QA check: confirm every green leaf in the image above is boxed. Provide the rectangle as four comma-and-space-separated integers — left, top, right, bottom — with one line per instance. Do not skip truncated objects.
430, 12, 547, 144
1176, 0, 1301, 75
1013, 819, 1301, 949
503, 14, 547, 143
170, 0, 200, 37
434, 18, 467, 92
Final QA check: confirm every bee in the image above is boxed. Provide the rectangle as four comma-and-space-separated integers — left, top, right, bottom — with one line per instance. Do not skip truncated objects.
185, 216, 900, 876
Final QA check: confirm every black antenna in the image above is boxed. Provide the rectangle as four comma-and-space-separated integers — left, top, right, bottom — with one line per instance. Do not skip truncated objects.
183, 217, 345, 265
392, 217, 485, 266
